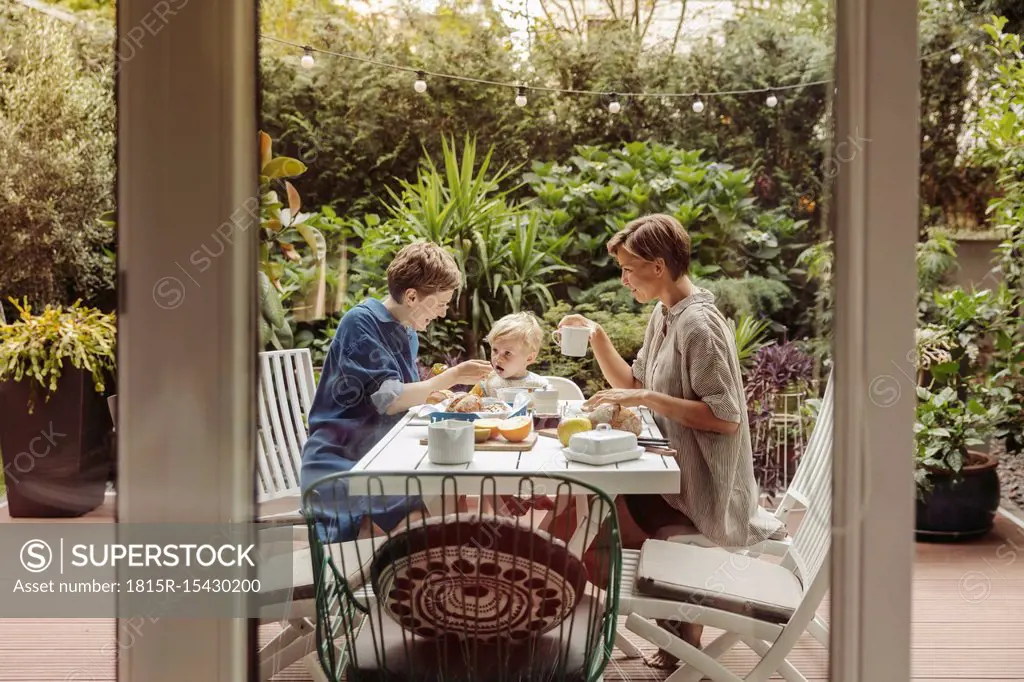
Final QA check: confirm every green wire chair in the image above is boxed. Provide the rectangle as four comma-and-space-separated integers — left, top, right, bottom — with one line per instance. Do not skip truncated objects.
301, 471, 622, 682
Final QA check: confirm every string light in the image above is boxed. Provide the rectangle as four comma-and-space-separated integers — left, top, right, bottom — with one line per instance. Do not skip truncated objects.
515, 86, 528, 107
301, 46, 315, 69
259, 35, 979, 109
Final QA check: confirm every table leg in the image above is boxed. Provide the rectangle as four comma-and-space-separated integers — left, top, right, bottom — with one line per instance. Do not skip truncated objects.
422, 496, 445, 517
567, 494, 615, 557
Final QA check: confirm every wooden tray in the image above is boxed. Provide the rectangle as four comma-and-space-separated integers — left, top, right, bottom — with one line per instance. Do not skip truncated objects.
419, 431, 538, 452
536, 429, 677, 457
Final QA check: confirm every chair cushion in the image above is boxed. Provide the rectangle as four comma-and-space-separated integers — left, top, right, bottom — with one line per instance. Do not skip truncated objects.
369, 514, 588, 643
347, 595, 603, 682
634, 540, 803, 624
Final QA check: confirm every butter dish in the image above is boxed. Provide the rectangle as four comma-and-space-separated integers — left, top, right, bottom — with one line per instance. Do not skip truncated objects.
563, 424, 643, 465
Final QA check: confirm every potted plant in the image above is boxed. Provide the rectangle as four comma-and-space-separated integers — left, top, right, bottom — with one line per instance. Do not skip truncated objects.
912, 286, 1013, 540
0, 298, 116, 517
746, 342, 814, 417
743, 341, 815, 494
913, 385, 1003, 541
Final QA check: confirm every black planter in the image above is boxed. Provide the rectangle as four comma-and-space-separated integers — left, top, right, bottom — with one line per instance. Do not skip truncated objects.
0, 369, 113, 518
915, 451, 1001, 542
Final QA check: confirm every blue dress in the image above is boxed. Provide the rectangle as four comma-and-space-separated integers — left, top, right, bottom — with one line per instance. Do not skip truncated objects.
300, 298, 423, 543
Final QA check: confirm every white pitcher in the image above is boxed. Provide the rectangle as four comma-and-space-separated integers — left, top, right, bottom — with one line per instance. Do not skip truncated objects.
427, 419, 476, 465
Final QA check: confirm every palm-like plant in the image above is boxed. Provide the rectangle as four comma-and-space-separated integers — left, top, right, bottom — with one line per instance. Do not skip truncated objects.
363, 135, 574, 357
733, 313, 774, 371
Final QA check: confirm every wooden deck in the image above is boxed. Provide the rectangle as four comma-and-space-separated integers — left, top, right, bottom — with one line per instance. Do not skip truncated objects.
1, 496, 1022, 680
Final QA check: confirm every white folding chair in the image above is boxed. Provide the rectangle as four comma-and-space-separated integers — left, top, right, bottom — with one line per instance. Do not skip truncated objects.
258, 535, 384, 682
543, 375, 585, 401
255, 348, 324, 680
257, 348, 317, 520
663, 371, 835, 559
613, 377, 833, 681
618, 426, 832, 681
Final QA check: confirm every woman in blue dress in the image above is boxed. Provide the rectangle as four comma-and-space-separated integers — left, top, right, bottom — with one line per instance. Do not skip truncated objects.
300, 242, 493, 543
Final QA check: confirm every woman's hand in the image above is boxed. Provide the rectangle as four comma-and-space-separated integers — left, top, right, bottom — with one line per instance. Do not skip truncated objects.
557, 314, 601, 335
584, 388, 649, 409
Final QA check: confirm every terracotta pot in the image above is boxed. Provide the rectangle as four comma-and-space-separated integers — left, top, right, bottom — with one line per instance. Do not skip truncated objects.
915, 450, 1001, 542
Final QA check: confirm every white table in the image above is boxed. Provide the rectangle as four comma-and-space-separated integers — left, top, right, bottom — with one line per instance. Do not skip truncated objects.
350, 401, 681, 555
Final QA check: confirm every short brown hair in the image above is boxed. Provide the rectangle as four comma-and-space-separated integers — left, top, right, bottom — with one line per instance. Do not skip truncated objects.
386, 242, 461, 302
607, 213, 691, 279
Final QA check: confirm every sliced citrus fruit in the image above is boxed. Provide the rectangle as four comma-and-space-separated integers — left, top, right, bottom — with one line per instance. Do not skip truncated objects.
497, 415, 533, 443
474, 418, 504, 439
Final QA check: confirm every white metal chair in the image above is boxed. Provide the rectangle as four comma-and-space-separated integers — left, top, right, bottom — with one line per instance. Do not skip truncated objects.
614, 383, 833, 681
662, 371, 835, 560
544, 375, 585, 401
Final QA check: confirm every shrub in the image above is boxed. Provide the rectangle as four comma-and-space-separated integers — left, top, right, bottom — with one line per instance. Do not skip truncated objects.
694, 275, 792, 324
534, 301, 653, 396
523, 142, 809, 286
0, 7, 115, 312
348, 135, 573, 359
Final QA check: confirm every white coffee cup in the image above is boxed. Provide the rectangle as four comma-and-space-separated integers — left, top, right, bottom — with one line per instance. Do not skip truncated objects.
427, 420, 475, 465
552, 326, 590, 357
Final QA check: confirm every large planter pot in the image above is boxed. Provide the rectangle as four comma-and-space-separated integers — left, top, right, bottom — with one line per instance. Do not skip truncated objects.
0, 369, 113, 518
915, 450, 1001, 542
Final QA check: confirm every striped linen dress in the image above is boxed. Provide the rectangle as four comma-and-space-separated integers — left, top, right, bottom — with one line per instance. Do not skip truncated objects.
631, 286, 786, 547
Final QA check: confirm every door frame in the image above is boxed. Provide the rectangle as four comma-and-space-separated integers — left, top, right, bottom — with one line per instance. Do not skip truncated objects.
115, 0, 920, 678
115, 0, 258, 680
830, 0, 918, 679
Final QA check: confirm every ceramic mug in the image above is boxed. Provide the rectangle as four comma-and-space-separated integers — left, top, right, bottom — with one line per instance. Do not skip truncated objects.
427, 420, 476, 465
552, 326, 590, 357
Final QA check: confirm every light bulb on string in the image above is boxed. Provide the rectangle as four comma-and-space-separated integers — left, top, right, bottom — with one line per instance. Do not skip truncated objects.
515, 86, 528, 107
414, 71, 427, 94
608, 93, 621, 114
300, 46, 315, 69
692, 98, 705, 113
949, 52, 962, 64
766, 92, 779, 108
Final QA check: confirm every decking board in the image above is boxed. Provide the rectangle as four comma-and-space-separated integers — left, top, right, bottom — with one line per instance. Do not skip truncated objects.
2, 499, 1022, 680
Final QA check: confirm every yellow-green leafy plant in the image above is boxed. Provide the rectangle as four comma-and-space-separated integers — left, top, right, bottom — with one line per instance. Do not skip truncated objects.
0, 298, 116, 413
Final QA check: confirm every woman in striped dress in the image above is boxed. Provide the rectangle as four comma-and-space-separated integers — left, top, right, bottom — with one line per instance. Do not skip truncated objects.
557, 213, 785, 668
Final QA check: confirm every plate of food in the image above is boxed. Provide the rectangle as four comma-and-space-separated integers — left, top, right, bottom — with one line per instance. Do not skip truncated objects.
412, 390, 515, 422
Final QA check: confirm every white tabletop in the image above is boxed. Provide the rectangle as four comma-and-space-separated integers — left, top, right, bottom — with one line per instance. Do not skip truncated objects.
349, 401, 681, 497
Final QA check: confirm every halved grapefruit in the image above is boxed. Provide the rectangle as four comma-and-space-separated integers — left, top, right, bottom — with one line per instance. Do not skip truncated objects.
497, 416, 533, 443
474, 418, 504, 440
